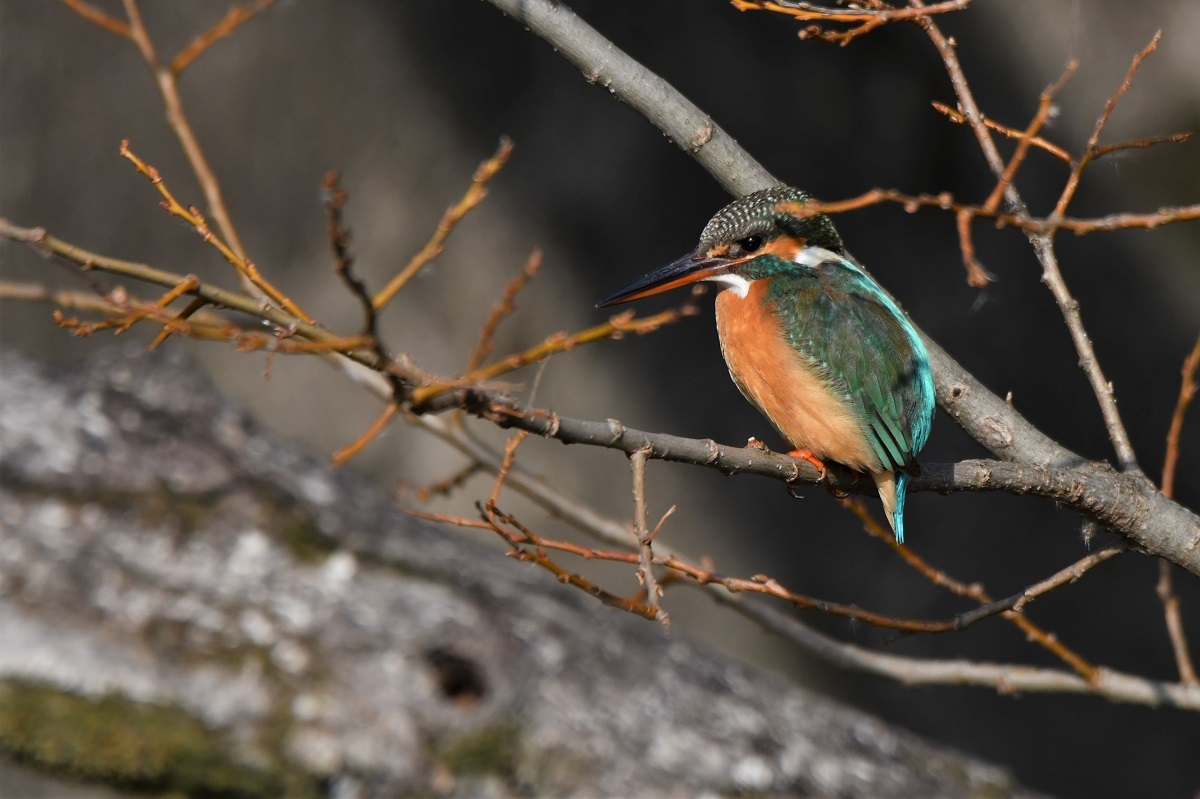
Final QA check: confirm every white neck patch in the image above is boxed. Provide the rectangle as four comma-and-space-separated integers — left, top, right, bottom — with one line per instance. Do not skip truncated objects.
702, 272, 753, 298
792, 246, 844, 270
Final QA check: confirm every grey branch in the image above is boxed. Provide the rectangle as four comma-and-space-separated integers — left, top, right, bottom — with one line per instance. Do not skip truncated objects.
425, 386, 1200, 577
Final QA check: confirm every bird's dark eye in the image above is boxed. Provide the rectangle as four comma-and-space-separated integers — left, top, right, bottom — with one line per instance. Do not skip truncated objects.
738, 235, 763, 253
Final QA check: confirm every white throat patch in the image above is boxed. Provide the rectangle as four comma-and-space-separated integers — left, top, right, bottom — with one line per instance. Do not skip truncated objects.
703, 272, 753, 298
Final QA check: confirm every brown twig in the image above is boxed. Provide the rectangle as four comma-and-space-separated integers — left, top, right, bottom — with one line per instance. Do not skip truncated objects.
1162, 334, 1200, 501
118, 1, 250, 269
412, 288, 703, 406
1094, 131, 1192, 159
324, 171, 409, 403
840, 497, 1101, 681
397, 463, 485, 503
467, 251, 543, 374
421, 496, 1047, 635
331, 403, 399, 468
169, 0, 276, 75
1010, 543, 1127, 615
372, 138, 515, 311
481, 502, 660, 619
955, 209, 990, 288
778, 189, 1200, 242
119, 141, 310, 322
489, 432, 529, 508
630, 447, 669, 629
982, 61, 1078, 215
1052, 32, 1164, 219
148, 296, 210, 350
931, 101, 1073, 164
0, 219, 384, 370
731, 0, 971, 45
1156, 333, 1200, 685
59, 0, 131, 37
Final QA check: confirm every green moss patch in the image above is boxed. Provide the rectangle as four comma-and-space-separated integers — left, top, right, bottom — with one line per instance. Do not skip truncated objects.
0, 679, 291, 798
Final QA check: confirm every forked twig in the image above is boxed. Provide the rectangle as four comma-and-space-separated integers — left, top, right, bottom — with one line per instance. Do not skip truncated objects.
119, 141, 309, 321
372, 138, 515, 311
982, 61, 1078, 215
840, 497, 1101, 681
631, 447, 669, 629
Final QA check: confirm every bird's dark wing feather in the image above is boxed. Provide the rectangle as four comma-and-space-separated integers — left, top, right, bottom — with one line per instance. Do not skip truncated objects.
771, 265, 933, 472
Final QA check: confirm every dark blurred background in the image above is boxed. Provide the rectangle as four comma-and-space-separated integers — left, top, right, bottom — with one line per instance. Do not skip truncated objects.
3, 1, 1199, 796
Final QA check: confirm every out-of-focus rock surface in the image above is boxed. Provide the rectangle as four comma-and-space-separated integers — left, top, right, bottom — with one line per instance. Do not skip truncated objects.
0, 349, 1034, 797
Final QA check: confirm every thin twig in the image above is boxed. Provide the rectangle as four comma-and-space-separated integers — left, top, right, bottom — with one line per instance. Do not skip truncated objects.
1052, 32, 1164, 219
0, 219, 383, 371
731, 0, 971, 45
372, 138, 514, 311
60, 0, 131, 37
779, 190, 1200, 239
1156, 333, 1200, 685
412, 288, 703, 406
982, 61, 1078, 215
170, 0, 276, 75
480, 502, 660, 619
955, 209, 990, 288
1162, 334, 1200, 500
631, 447, 669, 629
148, 296, 210, 350
324, 171, 409, 403
426, 505, 1013, 634
1037, 34, 1165, 473
467, 250, 543, 374
120, 1, 249, 266
931, 101, 1073, 164
120, 141, 310, 321
332, 402, 399, 468
840, 497, 1101, 681
397, 462, 485, 503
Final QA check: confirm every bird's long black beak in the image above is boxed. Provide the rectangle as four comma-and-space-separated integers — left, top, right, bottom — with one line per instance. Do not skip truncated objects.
595, 250, 731, 308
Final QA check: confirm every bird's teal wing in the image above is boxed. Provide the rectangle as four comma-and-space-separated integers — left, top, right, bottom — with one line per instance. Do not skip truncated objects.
770, 261, 934, 473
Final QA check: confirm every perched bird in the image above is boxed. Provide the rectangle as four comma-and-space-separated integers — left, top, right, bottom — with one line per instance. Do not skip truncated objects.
597, 186, 934, 543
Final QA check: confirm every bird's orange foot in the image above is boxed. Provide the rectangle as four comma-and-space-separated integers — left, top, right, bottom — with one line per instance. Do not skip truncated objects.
787, 448, 827, 481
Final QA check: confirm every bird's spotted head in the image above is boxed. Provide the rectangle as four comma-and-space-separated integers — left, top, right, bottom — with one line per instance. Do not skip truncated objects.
597, 185, 845, 307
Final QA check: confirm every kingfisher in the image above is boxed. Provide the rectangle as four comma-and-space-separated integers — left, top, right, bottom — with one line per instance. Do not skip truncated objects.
597, 186, 935, 543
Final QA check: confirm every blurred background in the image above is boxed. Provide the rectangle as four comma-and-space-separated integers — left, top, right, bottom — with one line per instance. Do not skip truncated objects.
2, 1, 1199, 796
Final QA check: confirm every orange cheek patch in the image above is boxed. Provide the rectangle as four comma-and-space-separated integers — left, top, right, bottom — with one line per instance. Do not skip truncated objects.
759, 235, 806, 263
706, 243, 730, 257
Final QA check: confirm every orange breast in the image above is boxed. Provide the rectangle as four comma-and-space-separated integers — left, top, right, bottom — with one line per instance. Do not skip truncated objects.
714, 281, 878, 471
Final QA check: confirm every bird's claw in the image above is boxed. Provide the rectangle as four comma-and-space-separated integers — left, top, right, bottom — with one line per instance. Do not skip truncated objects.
787, 448, 828, 482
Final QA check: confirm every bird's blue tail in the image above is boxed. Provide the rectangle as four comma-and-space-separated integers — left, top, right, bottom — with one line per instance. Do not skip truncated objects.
892, 472, 909, 544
